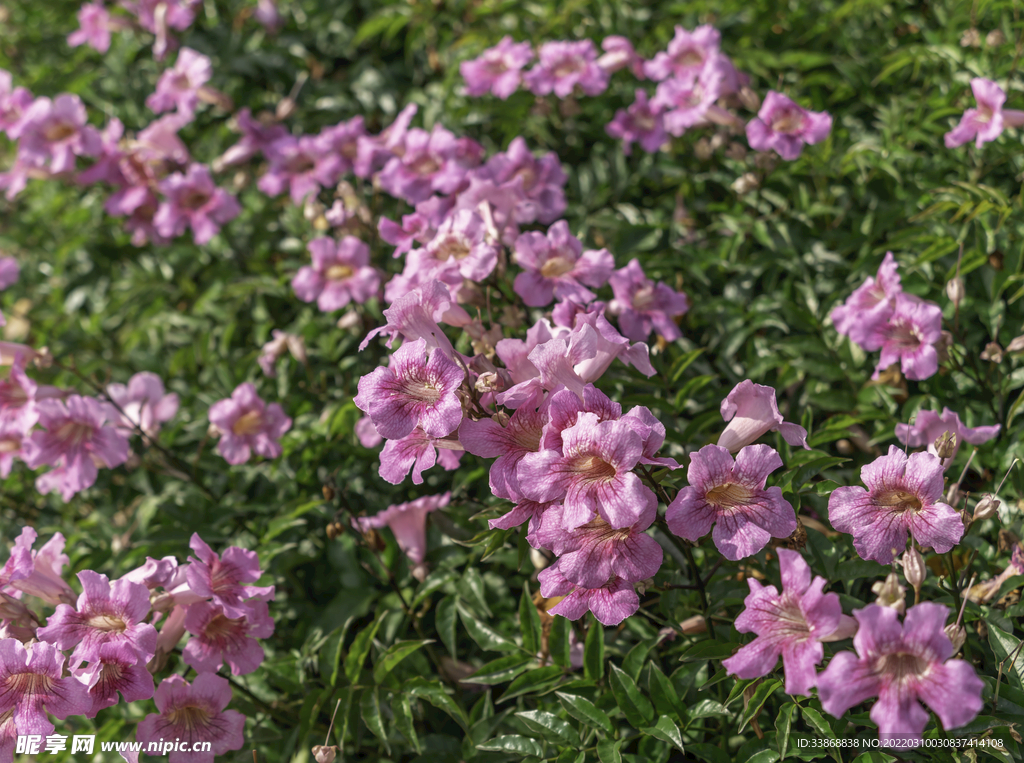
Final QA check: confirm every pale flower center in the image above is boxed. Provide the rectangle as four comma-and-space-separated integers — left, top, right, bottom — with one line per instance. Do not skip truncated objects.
86, 613, 127, 632
706, 482, 754, 508
410, 155, 440, 176
400, 375, 442, 404
977, 105, 993, 124
675, 48, 705, 68
884, 318, 922, 350
43, 121, 76, 142
232, 410, 265, 436
634, 112, 656, 131
167, 704, 214, 734
571, 455, 617, 482
771, 109, 805, 134
553, 59, 584, 78
325, 264, 354, 281
435, 235, 472, 261
632, 285, 657, 311
540, 256, 576, 278
875, 651, 929, 682
0, 438, 19, 454
875, 489, 923, 513
54, 420, 94, 448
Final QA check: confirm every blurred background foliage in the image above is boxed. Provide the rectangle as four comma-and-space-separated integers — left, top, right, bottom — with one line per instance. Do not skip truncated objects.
2, 0, 1024, 760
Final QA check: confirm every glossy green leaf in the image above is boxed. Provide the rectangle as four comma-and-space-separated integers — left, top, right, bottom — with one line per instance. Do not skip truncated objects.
515, 709, 578, 745
476, 735, 545, 756
641, 715, 685, 753
372, 639, 433, 684
556, 691, 614, 734
608, 663, 655, 728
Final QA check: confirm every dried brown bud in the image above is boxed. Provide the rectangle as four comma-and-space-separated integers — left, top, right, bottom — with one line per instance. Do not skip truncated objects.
732, 172, 759, 194
961, 28, 982, 47
933, 430, 957, 460
973, 493, 1001, 521
981, 342, 1004, 363
1007, 334, 1024, 354
987, 29, 1007, 47
945, 276, 964, 307
322, 485, 335, 501
325, 522, 344, 541
312, 745, 339, 763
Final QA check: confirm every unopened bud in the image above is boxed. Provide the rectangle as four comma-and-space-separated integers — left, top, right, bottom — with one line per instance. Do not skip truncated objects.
872, 571, 906, 614
946, 276, 964, 306
312, 746, 339, 763
961, 27, 982, 47
336, 310, 362, 330
322, 485, 335, 501
945, 483, 963, 507
738, 86, 761, 112
944, 623, 966, 652
325, 522, 344, 541
902, 547, 926, 590
973, 493, 1001, 521
981, 342, 1004, 363
1007, 334, 1024, 354
491, 410, 510, 428
987, 29, 1007, 47
411, 563, 429, 583
275, 97, 297, 121
731, 172, 759, 194
933, 430, 957, 460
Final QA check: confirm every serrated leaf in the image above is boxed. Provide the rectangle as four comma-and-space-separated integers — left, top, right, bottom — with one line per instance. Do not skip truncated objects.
739, 679, 783, 731
608, 663, 655, 728
556, 691, 614, 734
515, 709, 578, 745
465, 654, 534, 685
642, 715, 685, 752
476, 735, 545, 756
776, 702, 796, 760
359, 686, 390, 753
372, 639, 433, 684
344, 610, 388, 684
584, 619, 605, 681
435, 595, 458, 659
458, 600, 520, 652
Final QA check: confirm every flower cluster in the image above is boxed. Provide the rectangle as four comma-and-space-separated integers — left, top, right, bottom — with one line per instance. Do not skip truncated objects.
830, 252, 944, 380
0, 529, 271, 763
460, 26, 832, 161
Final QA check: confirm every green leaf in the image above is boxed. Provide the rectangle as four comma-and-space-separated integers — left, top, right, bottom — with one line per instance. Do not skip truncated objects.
457, 600, 520, 652
597, 739, 623, 763
459, 567, 492, 618
476, 735, 545, 756
641, 715, 685, 753
499, 666, 565, 703
669, 347, 705, 382
435, 595, 458, 659
739, 679, 783, 731
556, 691, 614, 734
406, 677, 469, 732
515, 709, 578, 746
464, 654, 535, 686
344, 610, 387, 684
646, 662, 687, 722
520, 583, 542, 657
608, 663, 655, 728
776, 702, 797, 760
989, 622, 1024, 687
584, 619, 605, 681
393, 692, 421, 753
622, 636, 655, 681
850, 753, 897, 763
359, 686, 390, 753
320, 618, 353, 688
688, 699, 729, 721
800, 706, 836, 738
549, 615, 572, 668
680, 640, 738, 662
746, 752, 780, 763
410, 568, 457, 609
372, 639, 433, 684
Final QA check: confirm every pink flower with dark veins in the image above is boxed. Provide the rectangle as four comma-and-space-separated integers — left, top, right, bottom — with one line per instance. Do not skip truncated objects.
644, 25, 721, 81
185, 533, 273, 619
0, 639, 92, 737
378, 124, 478, 204
18, 94, 102, 175
136, 673, 245, 763
258, 134, 343, 205
722, 549, 843, 695
354, 338, 465, 441
828, 446, 963, 565
818, 603, 983, 745
666, 444, 796, 560
208, 383, 291, 465
183, 599, 273, 675
537, 566, 638, 625
378, 427, 463, 485
895, 407, 1000, 467
155, 163, 241, 244
717, 380, 809, 453
460, 36, 534, 99
359, 279, 470, 358
830, 252, 902, 348
864, 293, 943, 381
513, 220, 614, 307
746, 91, 832, 160
291, 236, 380, 313
72, 642, 155, 718
945, 78, 1024, 149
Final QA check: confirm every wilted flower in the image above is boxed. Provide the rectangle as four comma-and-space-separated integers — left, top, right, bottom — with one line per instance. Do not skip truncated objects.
981, 342, 1004, 363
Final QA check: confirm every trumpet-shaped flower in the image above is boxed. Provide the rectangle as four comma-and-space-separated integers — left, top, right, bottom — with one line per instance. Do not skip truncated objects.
945, 78, 1024, 149
208, 383, 291, 465
606, 90, 667, 155
524, 40, 609, 97
72, 642, 155, 717
106, 372, 179, 438
186, 534, 273, 619
864, 294, 943, 381
183, 599, 273, 675
292, 236, 380, 313
895, 407, 999, 466
68, 3, 113, 53
378, 427, 463, 485
513, 221, 614, 307
354, 492, 450, 566
666, 444, 796, 560
717, 380, 809, 453
146, 47, 212, 117
461, 36, 534, 99
608, 258, 689, 341
722, 549, 843, 695
355, 338, 464, 441
459, 394, 546, 501
830, 252, 902, 348
746, 91, 832, 160
155, 163, 240, 245
644, 25, 721, 81
537, 567, 638, 625
828, 446, 963, 564
817, 603, 983, 744
0, 639, 91, 736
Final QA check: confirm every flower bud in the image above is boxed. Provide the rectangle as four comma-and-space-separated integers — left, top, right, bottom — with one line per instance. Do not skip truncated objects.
981, 342, 1004, 363
944, 623, 966, 652
987, 29, 1007, 47
731, 172, 759, 194
973, 493, 1001, 521
739, 86, 761, 112
275, 97, 297, 121
1007, 334, 1024, 354
933, 430, 957, 461
312, 746, 339, 763
872, 571, 906, 614
902, 547, 926, 590
961, 28, 982, 47
945, 276, 964, 307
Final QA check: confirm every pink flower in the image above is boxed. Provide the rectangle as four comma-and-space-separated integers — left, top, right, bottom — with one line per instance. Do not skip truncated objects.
72, 642, 155, 717
359, 279, 469, 358
379, 427, 463, 485
0, 361, 43, 430
0, 71, 32, 139
183, 599, 273, 675
524, 40, 610, 98
461, 36, 534, 99
0, 258, 19, 290
945, 78, 1024, 149
537, 567, 638, 625
137, 674, 245, 763
378, 125, 477, 204
535, 500, 662, 588
518, 412, 656, 530
354, 338, 464, 441
722, 549, 843, 695
651, 67, 724, 137
23, 395, 130, 501
416, 209, 500, 285
146, 47, 212, 117
185, 534, 273, 619
459, 394, 546, 501
513, 221, 614, 307
254, 0, 283, 33
68, 3, 112, 53
644, 25, 721, 81
717, 380, 809, 453
830, 252, 901, 348
481, 137, 567, 225
608, 258, 688, 341
354, 492, 450, 566
666, 444, 796, 560
155, 163, 241, 244
0, 639, 91, 736
122, 0, 201, 59
37, 571, 157, 667
208, 382, 291, 465
864, 293, 943, 381
537, 384, 622, 452
606, 90, 667, 155
597, 36, 645, 78
2, 528, 76, 607
488, 499, 557, 547
746, 91, 832, 160
106, 372, 179, 438
292, 236, 380, 313
828, 446, 963, 565
213, 108, 288, 170
258, 134, 343, 205
818, 603, 983, 744
17, 94, 101, 175
895, 407, 1000, 466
